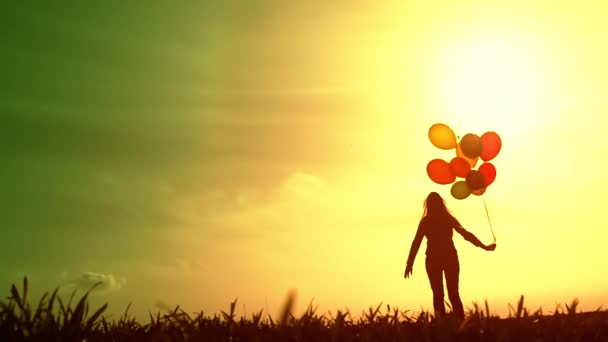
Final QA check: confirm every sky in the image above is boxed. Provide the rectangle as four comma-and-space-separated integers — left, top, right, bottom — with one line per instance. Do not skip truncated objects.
2, 1, 608, 320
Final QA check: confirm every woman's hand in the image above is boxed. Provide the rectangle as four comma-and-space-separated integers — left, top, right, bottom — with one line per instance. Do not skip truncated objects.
484, 243, 497, 251
404, 264, 413, 279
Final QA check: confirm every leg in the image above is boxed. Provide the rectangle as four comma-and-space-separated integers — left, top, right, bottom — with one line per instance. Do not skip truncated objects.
425, 256, 445, 317
444, 254, 464, 319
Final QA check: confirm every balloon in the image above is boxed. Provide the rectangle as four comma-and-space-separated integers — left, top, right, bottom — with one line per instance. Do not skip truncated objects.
460, 133, 482, 158
465, 170, 486, 191
426, 159, 455, 185
428, 123, 457, 150
451, 181, 471, 200
450, 157, 471, 178
456, 142, 479, 168
472, 188, 486, 196
480, 132, 502, 161
478, 163, 497, 187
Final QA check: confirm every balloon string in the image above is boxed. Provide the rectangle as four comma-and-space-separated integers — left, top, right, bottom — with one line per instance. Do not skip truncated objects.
482, 194, 496, 243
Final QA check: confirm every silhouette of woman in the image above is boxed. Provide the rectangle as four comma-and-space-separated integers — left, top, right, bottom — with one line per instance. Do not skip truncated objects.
404, 192, 496, 319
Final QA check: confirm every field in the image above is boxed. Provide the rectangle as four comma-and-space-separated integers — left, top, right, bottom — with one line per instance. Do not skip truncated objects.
1, 277, 607, 341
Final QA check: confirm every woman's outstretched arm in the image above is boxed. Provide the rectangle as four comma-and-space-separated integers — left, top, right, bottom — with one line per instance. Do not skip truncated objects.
454, 223, 496, 251
404, 220, 425, 278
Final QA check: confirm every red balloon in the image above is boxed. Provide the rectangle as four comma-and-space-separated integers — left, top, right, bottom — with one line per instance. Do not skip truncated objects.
465, 170, 486, 190
480, 132, 502, 161
450, 157, 471, 178
478, 163, 497, 187
426, 159, 455, 185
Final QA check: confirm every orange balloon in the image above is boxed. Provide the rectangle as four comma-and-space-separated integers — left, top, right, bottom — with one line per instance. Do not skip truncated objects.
456, 143, 479, 168
426, 159, 455, 185
478, 163, 497, 187
480, 132, 502, 161
472, 188, 486, 196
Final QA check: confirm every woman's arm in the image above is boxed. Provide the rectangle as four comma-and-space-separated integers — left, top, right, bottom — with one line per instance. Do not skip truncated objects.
454, 221, 495, 250
405, 220, 425, 278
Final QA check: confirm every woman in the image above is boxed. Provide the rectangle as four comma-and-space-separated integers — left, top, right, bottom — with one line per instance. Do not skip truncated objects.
404, 192, 496, 319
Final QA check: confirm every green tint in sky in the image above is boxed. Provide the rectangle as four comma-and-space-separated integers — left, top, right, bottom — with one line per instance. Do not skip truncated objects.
1, 1, 381, 317
1, 1, 251, 313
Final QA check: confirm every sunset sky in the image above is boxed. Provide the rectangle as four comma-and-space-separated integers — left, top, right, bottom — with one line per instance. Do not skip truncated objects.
2, 1, 608, 320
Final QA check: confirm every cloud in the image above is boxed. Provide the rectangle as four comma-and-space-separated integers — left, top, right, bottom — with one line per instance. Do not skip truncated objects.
66, 272, 127, 293
281, 172, 327, 199
140, 256, 212, 279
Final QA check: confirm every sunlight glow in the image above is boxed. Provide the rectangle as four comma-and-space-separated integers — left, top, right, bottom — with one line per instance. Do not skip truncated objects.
440, 38, 547, 140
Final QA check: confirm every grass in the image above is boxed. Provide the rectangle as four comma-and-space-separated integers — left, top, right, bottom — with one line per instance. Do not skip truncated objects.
1, 277, 607, 341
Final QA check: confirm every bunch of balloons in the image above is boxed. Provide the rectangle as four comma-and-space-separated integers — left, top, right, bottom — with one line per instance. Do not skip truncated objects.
426, 123, 502, 200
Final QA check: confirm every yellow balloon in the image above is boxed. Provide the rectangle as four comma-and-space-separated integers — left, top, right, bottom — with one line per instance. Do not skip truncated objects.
428, 123, 457, 150
456, 142, 479, 168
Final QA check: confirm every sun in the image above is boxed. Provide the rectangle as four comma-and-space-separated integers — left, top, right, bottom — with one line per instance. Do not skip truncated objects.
439, 37, 548, 140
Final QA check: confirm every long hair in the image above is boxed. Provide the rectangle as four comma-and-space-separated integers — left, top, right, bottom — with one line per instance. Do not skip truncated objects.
422, 192, 454, 219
